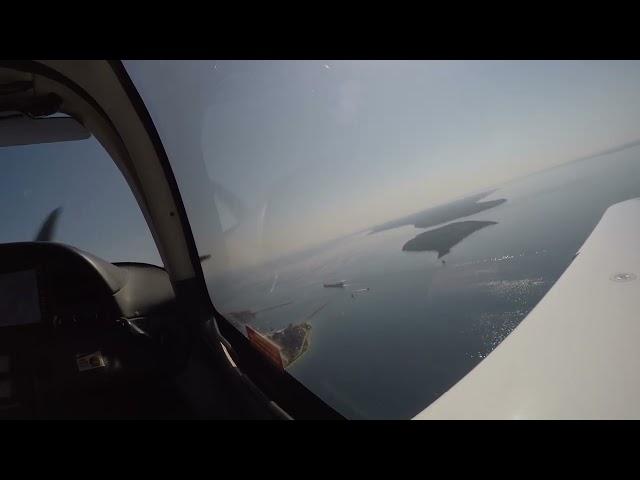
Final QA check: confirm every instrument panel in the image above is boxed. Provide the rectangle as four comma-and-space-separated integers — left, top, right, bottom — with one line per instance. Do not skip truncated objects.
0, 242, 124, 332
39, 260, 120, 332
0, 242, 180, 418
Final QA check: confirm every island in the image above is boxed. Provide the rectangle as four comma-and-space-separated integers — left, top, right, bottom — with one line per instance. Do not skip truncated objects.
241, 321, 312, 369
370, 190, 506, 234
266, 322, 312, 367
402, 220, 497, 257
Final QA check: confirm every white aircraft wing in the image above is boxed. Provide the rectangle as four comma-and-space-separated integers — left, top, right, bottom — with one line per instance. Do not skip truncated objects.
414, 198, 640, 419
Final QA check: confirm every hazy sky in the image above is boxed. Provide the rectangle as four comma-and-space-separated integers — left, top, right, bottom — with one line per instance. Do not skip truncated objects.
4, 61, 640, 272
0, 138, 161, 265
125, 60, 640, 270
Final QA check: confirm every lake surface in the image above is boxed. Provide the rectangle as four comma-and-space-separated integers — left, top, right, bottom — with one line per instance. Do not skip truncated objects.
210, 144, 640, 419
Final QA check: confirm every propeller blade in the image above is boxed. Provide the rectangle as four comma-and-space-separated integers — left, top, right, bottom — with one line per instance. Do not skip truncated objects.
34, 207, 62, 242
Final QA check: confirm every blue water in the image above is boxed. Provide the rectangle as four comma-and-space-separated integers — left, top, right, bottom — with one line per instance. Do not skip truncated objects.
210, 145, 640, 419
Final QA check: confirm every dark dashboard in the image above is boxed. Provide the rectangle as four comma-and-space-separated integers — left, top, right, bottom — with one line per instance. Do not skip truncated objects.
0, 242, 186, 418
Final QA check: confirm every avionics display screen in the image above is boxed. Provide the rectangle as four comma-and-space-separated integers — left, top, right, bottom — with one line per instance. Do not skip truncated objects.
0, 269, 41, 327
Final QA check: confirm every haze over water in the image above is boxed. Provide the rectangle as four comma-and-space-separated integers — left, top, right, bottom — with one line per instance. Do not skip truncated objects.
122, 60, 640, 418
212, 143, 640, 419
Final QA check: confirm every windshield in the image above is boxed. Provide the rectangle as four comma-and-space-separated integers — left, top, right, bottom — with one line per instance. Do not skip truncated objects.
125, 60, 640, 419
0, 134, 162, 266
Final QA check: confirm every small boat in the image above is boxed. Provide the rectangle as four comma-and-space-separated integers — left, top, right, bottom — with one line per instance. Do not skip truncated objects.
323, 280, 347, 288
352, 288, 370, 294
351, 288, 370, 299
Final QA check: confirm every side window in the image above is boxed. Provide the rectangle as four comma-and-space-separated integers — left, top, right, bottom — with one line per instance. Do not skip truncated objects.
126, 60, 640, 419
0, 134, 162, 266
